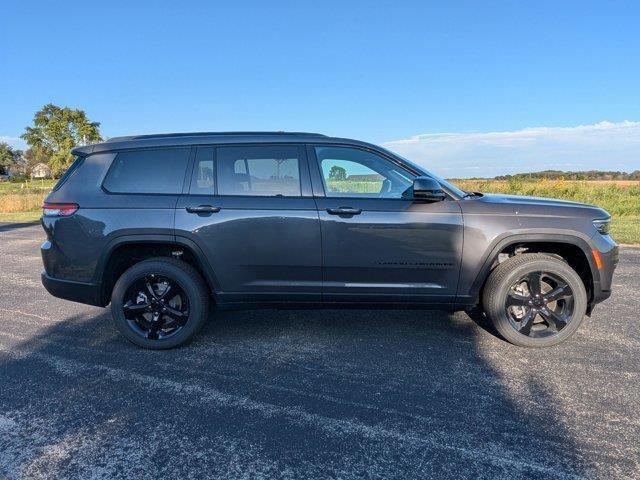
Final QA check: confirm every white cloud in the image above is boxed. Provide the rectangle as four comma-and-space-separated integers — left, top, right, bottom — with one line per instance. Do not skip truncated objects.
0, 136, 27, 150
383, 121, 640, 178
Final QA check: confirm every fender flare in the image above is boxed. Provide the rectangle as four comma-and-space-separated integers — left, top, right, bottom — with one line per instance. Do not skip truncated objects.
467, 231, 599, 301
94, 234, 221, 303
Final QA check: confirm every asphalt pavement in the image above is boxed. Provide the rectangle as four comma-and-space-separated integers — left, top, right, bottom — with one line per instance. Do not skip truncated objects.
1, 223, 638, 479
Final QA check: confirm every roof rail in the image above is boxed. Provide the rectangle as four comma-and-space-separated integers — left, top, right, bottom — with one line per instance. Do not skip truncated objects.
106, 131, 326, 142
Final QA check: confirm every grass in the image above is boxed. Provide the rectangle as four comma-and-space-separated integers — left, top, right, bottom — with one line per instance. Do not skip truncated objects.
1, 177, 638, 243
608, 216, 640, 245
0, 211, 41, 222
0, 178, 56, 193
453, 178, 639, 244
0, 179, 56, 224
453, 178, 640, 217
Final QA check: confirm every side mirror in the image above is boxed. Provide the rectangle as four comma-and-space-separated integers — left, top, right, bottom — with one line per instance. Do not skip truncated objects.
413, 176, 446, 202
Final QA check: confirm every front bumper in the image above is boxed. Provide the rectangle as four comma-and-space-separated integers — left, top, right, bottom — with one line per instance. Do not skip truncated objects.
41, 271, 103, 307
591, 234, 619, 306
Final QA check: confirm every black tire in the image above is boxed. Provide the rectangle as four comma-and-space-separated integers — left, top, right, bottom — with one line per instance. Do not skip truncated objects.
111, 257, 210, 349
482, 253, 588, 347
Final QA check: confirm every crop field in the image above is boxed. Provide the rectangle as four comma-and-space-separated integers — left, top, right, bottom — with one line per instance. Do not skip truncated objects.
454, 178, 639, 244
1, 178, 638, 243
0, 179, 55, 223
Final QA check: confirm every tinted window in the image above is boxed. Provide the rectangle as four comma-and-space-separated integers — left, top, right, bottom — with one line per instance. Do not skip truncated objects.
104, 148, 190, 194
52, 156, 84, 192
315, 146, 414, 198
217, 146, 301, 197
189, 147, 215, 194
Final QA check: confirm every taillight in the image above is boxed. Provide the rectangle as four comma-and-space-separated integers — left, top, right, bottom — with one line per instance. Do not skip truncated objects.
42, 202, 79, 217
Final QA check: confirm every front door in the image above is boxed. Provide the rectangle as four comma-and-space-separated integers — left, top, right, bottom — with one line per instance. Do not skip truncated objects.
175, 144, 322, 303
309, 145, 463, 304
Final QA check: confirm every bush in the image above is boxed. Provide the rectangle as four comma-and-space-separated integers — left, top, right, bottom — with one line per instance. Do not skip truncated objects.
9, 174, 28, 183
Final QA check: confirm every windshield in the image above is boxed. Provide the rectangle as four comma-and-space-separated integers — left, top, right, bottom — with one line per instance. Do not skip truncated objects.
379, 147, 468, 198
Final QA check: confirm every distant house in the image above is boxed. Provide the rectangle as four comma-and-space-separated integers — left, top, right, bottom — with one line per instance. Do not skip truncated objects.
31, 162, 51, 179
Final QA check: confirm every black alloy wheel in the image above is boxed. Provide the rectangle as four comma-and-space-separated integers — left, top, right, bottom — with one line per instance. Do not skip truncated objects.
111, 257, 209, 349
505, 271, 574, 338
122, 274, 190, 340
482, 253, 588, 347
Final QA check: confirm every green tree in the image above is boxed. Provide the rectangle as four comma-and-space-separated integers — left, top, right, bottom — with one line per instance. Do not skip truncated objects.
21, 104, 102, 176
0, 142, 19, 175
328, 165, 347, 181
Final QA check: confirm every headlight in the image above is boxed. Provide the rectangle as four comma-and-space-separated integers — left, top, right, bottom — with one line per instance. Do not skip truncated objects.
593, 218, 611, 235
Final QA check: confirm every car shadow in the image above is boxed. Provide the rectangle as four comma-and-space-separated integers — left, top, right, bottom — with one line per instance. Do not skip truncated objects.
0, 306, 595, 478
0, 221, 40, 233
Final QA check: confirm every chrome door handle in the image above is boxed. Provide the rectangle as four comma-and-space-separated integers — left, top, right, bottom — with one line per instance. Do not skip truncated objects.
185, 205, 221, 214
326, 207, 362, 215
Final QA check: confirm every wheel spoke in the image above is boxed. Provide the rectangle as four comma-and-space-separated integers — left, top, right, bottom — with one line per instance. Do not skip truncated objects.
123, 301, 150, 312
123, 301, 150, 318
506, 291, 530, 308
144, 277, 159, 299
158, 283, 173, 300
539, 307, 568, 331
517, 309, 536, 335
545, 283, 571, 303
146, 312, 164, 339
526, 272, 542, 296
164, 306, 188, 325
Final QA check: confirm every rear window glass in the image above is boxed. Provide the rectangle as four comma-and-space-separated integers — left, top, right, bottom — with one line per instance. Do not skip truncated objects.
52, 156, 84, 192
104, 148, 190, 194
217, 145, 301, 197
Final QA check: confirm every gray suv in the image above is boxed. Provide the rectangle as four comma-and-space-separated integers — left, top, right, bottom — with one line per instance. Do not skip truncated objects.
40, 132, 619, 349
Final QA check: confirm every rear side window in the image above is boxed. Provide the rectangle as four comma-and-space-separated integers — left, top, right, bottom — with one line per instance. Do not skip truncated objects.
103, 148, 190, 194
217, 145, 301, 197
189, 147, 215, 194
52, 156, 84, 192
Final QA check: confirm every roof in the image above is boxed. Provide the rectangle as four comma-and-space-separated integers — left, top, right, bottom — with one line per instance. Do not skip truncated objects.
105, 131, 326, 142
72, 131, 368, 156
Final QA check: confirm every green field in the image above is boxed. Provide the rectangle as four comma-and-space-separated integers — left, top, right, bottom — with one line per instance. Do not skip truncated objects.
454, 179, 639, 244
1, 177, 638, 243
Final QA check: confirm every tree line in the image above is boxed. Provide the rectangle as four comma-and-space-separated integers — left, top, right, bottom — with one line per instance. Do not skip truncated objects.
0, 104, 102, 179
493, 170, 640, 181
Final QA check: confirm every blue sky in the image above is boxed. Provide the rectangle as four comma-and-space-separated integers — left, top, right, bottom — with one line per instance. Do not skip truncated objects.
1, 1, 639, 177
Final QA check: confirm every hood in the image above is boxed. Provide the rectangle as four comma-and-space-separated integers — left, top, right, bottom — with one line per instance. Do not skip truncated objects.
475, 193, 609, 218
482, 193, 594, 208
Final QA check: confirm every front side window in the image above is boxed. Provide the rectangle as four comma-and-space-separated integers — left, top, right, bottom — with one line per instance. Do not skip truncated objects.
217, 145, 301, 197
104, 148, 190, 194
315, 146, 414, 198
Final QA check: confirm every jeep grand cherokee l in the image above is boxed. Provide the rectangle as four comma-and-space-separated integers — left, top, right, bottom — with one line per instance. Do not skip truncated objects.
40, 132, 619, 349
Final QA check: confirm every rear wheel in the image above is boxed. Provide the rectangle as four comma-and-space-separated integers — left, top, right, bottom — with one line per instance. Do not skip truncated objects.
482, 253, 588, 347
111, 257, 209, 349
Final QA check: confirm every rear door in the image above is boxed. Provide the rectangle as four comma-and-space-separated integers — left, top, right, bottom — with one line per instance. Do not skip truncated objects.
175, 144, 322, 303
309, 144, 463, 304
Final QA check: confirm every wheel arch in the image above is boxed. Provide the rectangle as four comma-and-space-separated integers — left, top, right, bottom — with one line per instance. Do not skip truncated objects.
467, 233, 599, 307
95, 235, 220, 305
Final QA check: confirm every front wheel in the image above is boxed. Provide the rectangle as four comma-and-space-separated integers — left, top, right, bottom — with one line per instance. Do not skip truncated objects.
482, 253, 588, 347
111, 257, 210, 349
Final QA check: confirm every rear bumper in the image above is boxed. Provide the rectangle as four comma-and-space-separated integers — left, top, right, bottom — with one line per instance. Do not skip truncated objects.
41, 271, 103, 307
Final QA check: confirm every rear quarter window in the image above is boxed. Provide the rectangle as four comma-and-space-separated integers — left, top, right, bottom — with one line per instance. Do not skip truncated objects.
52, 156, 84, 192
103, 148, 190, 194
